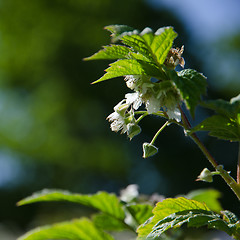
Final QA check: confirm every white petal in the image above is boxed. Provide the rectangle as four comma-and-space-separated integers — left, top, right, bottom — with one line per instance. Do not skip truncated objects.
146, 96, 160, 114
125, 92, 139, 105
133, 97, 142, 110
107, 112, 119, 121
125, 92, 142, 110
167, 107, 181, 122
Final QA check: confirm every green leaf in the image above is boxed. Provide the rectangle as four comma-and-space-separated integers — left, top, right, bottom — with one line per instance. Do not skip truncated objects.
104, 24, 138, 42
192, 94, 240, 141
17, 218, 114, 240
92, 59, 165, 84
137, 197, 210, 239
201, 94, 240, 119
18, 189, 125, 221
191, 115, 240, 141
121, 34, 155, 62
147, 210, 227, 239
186, 189, 223, 213
121, 27, 177, 65
84, 45, 132, 60
222, 210, 239, 224
151, 27, 178, 64
170, 69, 207, 117
127, 204, 154, 225
93, 213, 127, 231
137, 197, 239, 239
201, 99, 239, 119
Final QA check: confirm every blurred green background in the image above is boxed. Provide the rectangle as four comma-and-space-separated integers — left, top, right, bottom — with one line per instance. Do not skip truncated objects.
0, 0, 239, 239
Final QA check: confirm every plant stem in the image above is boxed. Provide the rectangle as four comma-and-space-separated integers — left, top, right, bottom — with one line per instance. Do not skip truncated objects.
237, 142, 240, 184
179, 105, 240, 201
150, 121, 169, 145
136, 112, 148, 124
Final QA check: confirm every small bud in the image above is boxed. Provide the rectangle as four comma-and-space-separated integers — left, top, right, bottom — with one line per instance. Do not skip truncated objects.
127, 123, 141, 140
142, 142, 158, 158
196, 168, 213, 182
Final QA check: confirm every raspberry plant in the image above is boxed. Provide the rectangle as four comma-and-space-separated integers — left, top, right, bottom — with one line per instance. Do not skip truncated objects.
17, 25, 240, 240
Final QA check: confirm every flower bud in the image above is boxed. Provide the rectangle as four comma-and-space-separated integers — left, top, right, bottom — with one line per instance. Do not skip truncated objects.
142, 142, 158, 158
127, 123, 141, 140
196, 168, 213, 182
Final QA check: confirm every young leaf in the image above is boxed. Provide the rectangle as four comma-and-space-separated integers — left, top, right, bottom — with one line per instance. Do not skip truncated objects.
151, 27, 178, 64
92, 59, 166, 84
84, 45, 132, 61
104, 24, 138, 42
18, 189, 125, 221
121, 34, 155, 62
170, 69, 207, 117
186, 189, 223, 213
17, 218, 114, 240
121, 27, 177, 65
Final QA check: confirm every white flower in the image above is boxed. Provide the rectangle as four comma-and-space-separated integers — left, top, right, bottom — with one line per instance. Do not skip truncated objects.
120, 184, 139, 202
145, 96, 161, 114
107, 111, 127, 133
124, 75, 141, 90
166, 106, 181, 122
125, 92, 142, 110
107, 100, 128, 133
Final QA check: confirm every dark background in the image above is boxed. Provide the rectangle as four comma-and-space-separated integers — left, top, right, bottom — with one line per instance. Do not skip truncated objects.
0, 0, 239, 239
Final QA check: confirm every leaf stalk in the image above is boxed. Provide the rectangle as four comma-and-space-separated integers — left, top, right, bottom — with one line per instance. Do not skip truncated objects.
150, 121, 169, 145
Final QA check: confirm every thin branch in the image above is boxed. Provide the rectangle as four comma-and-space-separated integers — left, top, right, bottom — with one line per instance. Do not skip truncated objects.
179, 105, 240, 200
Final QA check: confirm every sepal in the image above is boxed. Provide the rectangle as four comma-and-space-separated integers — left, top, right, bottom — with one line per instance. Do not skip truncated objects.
142, 142, 158, 158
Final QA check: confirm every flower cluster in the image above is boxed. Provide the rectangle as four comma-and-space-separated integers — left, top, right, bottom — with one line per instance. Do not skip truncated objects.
106, 40, 185, 157
107, 73, 182, 138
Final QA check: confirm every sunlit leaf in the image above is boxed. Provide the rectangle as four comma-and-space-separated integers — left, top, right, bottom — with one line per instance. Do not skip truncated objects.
137, 197, 240, 239
104, 24, 138, 42
121, 27, 177, 65
18, 218, 114, 240
186, 189, 223, 213
121, 34, 155, 62
92, 59, 166, 84
137, 197, 210, 239
84, 45, 132, 60
18, 189, 125, 220
151, 27, 177, 64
